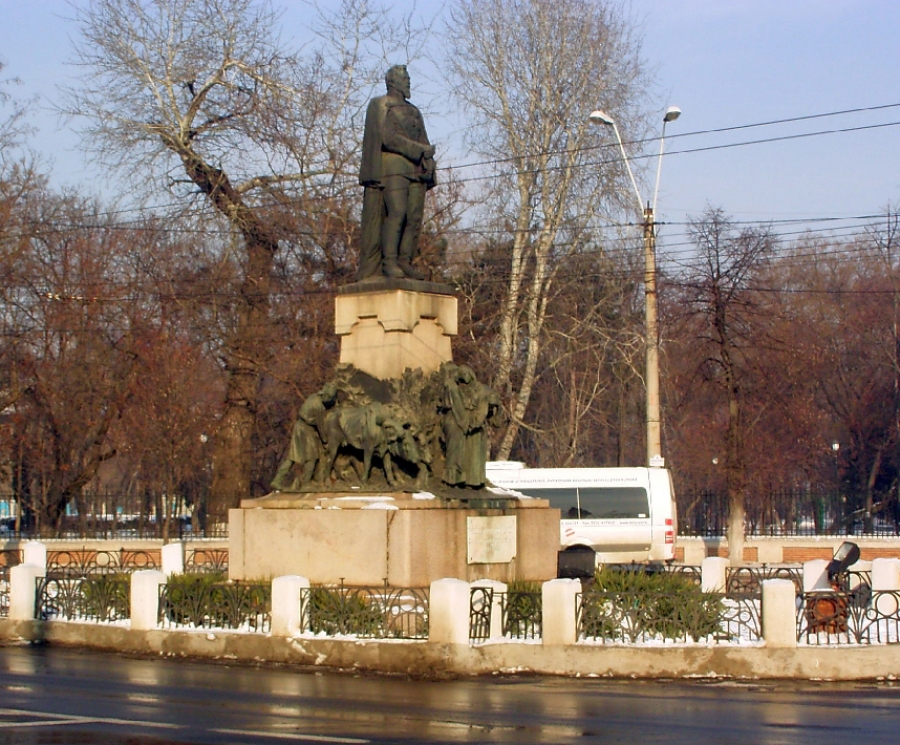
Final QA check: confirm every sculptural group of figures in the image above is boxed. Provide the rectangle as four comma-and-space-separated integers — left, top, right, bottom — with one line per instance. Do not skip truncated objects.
270, 363, 504, 493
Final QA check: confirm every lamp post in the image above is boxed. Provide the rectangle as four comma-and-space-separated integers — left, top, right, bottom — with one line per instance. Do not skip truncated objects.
589, 106, 681, 467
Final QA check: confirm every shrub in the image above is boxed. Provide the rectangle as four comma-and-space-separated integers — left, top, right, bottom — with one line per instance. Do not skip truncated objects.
582, 567, 723, 642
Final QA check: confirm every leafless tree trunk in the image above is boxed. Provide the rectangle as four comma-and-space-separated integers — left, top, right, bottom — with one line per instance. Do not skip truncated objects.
679, 208, 775, 565
443, 0, 653, 460
61, 0, 413, 523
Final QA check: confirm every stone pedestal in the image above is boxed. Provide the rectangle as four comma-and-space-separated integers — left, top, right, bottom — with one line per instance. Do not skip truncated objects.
335, 279, 456, 379
229, 492, 559, 587
231, 279, 557, 588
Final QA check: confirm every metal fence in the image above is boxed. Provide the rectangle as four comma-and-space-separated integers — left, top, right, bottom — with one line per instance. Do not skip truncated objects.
158, 578, 270, 632
46, 549, 159, 577
726, 565, 803, 595
184, 548, 229, 574
40, 548, 226, 577
576, 588, 762, 644
469, 587, 543, 641
300, 583, 429, 639
0, 524, 228, 541
0, 569, 9, 619
798, 588, 900, 645
679, 489, 900, 538
35, 575, 131, 622
0, 549, 20, 618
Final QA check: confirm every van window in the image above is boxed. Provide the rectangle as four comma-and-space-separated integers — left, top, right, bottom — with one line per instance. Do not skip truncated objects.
513, 487, 649, 519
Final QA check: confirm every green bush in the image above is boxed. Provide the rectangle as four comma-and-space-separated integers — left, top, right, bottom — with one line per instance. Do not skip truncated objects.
78, 574, 130, 621
160, 573, 270, 630
307, 587, 385, 637
583, 568, 723, 642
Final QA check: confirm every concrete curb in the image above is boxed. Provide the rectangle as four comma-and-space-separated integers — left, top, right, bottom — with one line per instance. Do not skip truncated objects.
2, 619, 898, 681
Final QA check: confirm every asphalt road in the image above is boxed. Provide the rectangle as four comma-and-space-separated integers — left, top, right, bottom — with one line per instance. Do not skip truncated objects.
1, 644, 899, 744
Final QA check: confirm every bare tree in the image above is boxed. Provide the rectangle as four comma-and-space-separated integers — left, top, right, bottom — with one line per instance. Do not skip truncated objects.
60, 0, 412, 522
6, 193, 151, 535
443, 0, 653, 459
672, 208, 776, 564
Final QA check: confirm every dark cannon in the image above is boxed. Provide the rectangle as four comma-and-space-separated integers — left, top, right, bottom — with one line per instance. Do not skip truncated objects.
806, 541, 861, 634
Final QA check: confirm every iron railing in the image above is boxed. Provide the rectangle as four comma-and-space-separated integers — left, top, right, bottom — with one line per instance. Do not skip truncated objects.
184, 548, 229, 574
798, 588, 900, 645
158, 579, 270, 632
0, 551, 18, 620
469, 587, 542, 641
0, 549, 22, 569
0, 570, 9, 618
46, 549, 160, 577
35, 575, 130, 622
576, 589, 762, 644
726, 565, 803, 596
679, 489, 900, 538
300, 583, 429, 639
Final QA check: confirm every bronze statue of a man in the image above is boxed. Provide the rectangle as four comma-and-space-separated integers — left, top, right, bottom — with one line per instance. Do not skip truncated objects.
356, 65, 436, 281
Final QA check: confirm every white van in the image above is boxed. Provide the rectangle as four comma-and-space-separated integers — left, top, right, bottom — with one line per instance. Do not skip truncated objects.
486, 461, 677, 564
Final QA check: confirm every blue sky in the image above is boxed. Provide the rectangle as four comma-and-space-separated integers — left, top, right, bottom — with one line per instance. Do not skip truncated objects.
2, 0, 899, 250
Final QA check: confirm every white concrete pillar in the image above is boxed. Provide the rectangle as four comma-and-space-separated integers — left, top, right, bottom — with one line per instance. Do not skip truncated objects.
22, 542, 46, 571
470, 579, 507, 641
802, 559, 831, 592
848, 560, 872, 591
9, 564, 46, 621
271, 575, 310, 637
761, 579, 797, 648
428, 579, 471, 645
161, 542, 184, 576
541, 578, 581, 646
871, 558, 900, 615
701, 557, 729, 593
871, 558, 900, 590
130, 570, 167, 631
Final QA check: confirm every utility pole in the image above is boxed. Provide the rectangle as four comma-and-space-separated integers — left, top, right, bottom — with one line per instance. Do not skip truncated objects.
589, 105, 680, 468
643, 205, 662, 466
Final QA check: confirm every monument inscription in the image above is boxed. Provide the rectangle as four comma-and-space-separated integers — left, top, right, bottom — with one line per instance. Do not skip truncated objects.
467, 515, 517, 564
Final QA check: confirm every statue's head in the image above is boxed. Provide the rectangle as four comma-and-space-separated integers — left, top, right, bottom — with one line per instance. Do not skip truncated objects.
320, 382, 338, 403
386, 64, 411, 99
457, 365, 476, 384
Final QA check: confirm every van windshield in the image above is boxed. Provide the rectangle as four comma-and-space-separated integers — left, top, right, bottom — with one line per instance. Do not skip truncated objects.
512, 487, 649, 520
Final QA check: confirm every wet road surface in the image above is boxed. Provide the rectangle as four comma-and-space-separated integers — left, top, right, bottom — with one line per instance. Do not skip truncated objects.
1, 644, 899, 744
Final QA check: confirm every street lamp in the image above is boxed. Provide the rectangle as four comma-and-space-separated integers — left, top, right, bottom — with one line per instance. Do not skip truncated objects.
589, 105, 681, 468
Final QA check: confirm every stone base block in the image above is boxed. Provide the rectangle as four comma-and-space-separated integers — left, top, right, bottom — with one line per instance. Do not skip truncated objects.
335, 285, 457, 379
228, 494, 559, 587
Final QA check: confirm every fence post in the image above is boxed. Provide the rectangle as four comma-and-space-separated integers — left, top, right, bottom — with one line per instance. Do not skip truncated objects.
701, 556, 729, 593
761, 579, 797, 648
470, 579, 506, 641
161, 543, 184, 576
541, 578, 580, 646
871, 558, 900, 615
131, 570, 167, 631
9, 564, 45, 622
271, 575, 309, 637
22, 541, 46, 572
802, 559, 830, 591
428, 578, 470, 645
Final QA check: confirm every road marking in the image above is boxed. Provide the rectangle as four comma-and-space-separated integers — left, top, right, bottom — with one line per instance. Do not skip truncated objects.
0, 707, 180, 730
214, 728, 369, 743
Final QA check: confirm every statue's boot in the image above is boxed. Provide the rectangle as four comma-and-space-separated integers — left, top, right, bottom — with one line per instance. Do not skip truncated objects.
382, 246, 406, 279
398, 243, 425, 280
398, 258, 425, 280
